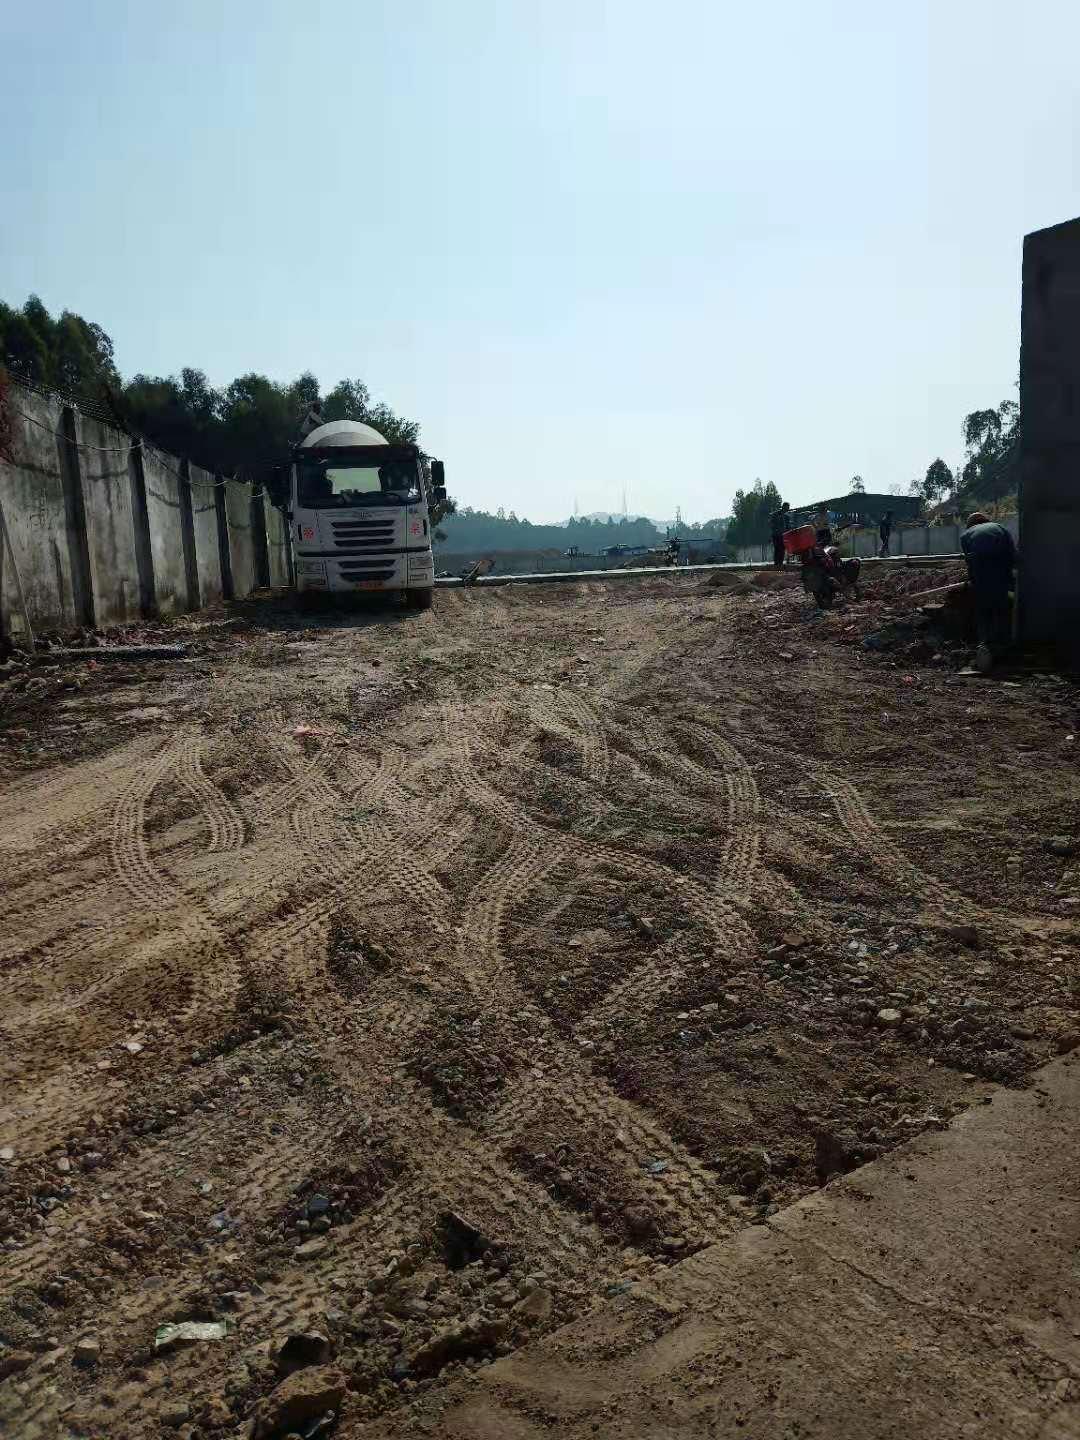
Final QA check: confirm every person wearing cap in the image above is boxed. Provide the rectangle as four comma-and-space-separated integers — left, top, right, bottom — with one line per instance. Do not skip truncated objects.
960, 511, 1016, 672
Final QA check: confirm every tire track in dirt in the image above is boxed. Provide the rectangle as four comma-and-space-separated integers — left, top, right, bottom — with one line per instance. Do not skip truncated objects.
558, 705, 761, 1038
487, 1062, 732, 1248
108, 732, 241, 1032
0, 733, 163, 855
173, 730, 246, 853
443, 691, 732, 948
0, 1055, 321, 1421
2, 734, 250, 1143
437, 685, 733, 1243
819, 773, 959, 911
730, 725, 976, 922
576, 935, 689, 1037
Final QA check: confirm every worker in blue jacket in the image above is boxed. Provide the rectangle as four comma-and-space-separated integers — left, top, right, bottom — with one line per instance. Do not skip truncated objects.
960, 511, 1016, 672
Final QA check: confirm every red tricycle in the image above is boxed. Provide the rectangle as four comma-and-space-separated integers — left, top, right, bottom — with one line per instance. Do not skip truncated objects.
783, 525, 861, 609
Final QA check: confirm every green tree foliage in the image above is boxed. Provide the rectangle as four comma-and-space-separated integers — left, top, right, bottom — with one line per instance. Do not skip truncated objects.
850, 474, 866, 493
919, 457, 954, 505
0, 295, 419, 496
0, 295, 119, 392
725, 478, 783, 549
959, 399, 1018, 506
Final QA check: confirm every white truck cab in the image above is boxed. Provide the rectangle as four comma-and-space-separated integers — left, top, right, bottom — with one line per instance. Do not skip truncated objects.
288, 420, 445, 610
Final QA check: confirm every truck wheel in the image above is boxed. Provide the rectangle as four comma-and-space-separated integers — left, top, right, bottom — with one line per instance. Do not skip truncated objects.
405, 588, 433, 611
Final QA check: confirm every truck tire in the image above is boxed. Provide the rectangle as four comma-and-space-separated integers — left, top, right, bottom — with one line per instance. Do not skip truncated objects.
405, 588, 433, 611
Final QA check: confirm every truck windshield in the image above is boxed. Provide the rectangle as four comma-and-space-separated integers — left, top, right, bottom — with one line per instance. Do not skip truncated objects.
297, 459, 420, 508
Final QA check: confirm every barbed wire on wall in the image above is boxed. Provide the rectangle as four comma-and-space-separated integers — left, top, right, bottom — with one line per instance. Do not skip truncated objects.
4, 363, 119, 426
4, 384, 268, 499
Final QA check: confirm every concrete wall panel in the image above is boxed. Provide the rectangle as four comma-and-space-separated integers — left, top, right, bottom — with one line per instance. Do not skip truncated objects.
929, 525, 960, 554
267, 504, 291, 586
76, 415, 141, 625
0, 389, 76, 637
189, 465, 224, 606
142, 448, 190, 615
223, 478, 256, 597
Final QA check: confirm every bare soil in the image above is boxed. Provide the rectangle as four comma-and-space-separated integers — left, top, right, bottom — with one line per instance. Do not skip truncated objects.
2, 571, 1079, 1438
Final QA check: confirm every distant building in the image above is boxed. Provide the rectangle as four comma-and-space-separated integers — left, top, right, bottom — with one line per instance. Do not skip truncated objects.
796, 492, 922, 528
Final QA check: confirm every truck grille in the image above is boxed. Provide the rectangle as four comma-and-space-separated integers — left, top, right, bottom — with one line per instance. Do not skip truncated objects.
338, 558, 396, 582
330, 519, 396, 550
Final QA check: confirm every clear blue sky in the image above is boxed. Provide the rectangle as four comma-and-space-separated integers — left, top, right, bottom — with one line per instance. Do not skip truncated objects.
2, 1, 1076, 522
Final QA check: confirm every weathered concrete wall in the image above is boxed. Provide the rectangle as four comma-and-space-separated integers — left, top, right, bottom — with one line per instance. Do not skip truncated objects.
266, 504, 291, 586
76, 414, 142, 625
223, 478, 256, 598
0, 381, 283, 639
142, 447, 193, 615
1019, 217, 1080, 652
732, 525, 972, 566
189, 466, 225, 607
0, 388, 77, 636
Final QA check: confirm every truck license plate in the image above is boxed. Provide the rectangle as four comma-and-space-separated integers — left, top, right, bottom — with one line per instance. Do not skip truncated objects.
354, 580, 383, 590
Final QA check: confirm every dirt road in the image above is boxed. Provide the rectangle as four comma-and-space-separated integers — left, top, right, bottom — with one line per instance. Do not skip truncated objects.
2, 573, 1079, 1437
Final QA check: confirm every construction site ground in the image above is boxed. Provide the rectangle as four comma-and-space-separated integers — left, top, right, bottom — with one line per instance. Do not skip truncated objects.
2, 568, 1079, 1439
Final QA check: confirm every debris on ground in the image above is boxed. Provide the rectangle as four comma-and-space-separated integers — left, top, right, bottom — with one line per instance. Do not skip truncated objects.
251, 1366, 348, 1439
154, 1321, 228, 1352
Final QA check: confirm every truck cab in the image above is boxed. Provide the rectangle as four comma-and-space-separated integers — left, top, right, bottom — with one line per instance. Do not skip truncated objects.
288, 420, 445, 609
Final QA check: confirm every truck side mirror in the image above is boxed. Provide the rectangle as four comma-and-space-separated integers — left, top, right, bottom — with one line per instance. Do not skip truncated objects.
433, 485, 447, 503
431, 460, 445, 488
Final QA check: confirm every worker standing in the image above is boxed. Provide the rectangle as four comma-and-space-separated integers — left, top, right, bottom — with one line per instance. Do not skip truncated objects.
770, 501, 793, 570
960, 511, 1016, 673
879, 510, 893, 557
812, 507, 832, 545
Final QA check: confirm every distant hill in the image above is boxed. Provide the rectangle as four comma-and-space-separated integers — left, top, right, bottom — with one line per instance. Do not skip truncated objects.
570, 511, 657, 526
437, 508, 665, 555
437, 507, 729, 557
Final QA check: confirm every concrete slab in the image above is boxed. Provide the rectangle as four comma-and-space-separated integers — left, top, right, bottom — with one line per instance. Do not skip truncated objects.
223, 476, 257, 597
77, 414, 142, 625
371, 1053, 1080, 1439
189, 464, 224, 606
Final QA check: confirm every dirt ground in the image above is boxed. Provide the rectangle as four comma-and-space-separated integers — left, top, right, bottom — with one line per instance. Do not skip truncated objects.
2, 569, 1079, 1439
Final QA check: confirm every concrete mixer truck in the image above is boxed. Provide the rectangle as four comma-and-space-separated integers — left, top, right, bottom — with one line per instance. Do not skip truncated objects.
287, 420, 446, 609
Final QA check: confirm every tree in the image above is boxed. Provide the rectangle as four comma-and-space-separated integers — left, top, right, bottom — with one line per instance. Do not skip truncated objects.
725, 478, 783, 549
959, 398, 1019, 507
921, 458, 953, 505
2, 292, 422, 488
850, 475, 866, 493
0, 301, 49, 383
322, 377, 370, 422
1, 296, 120, 394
